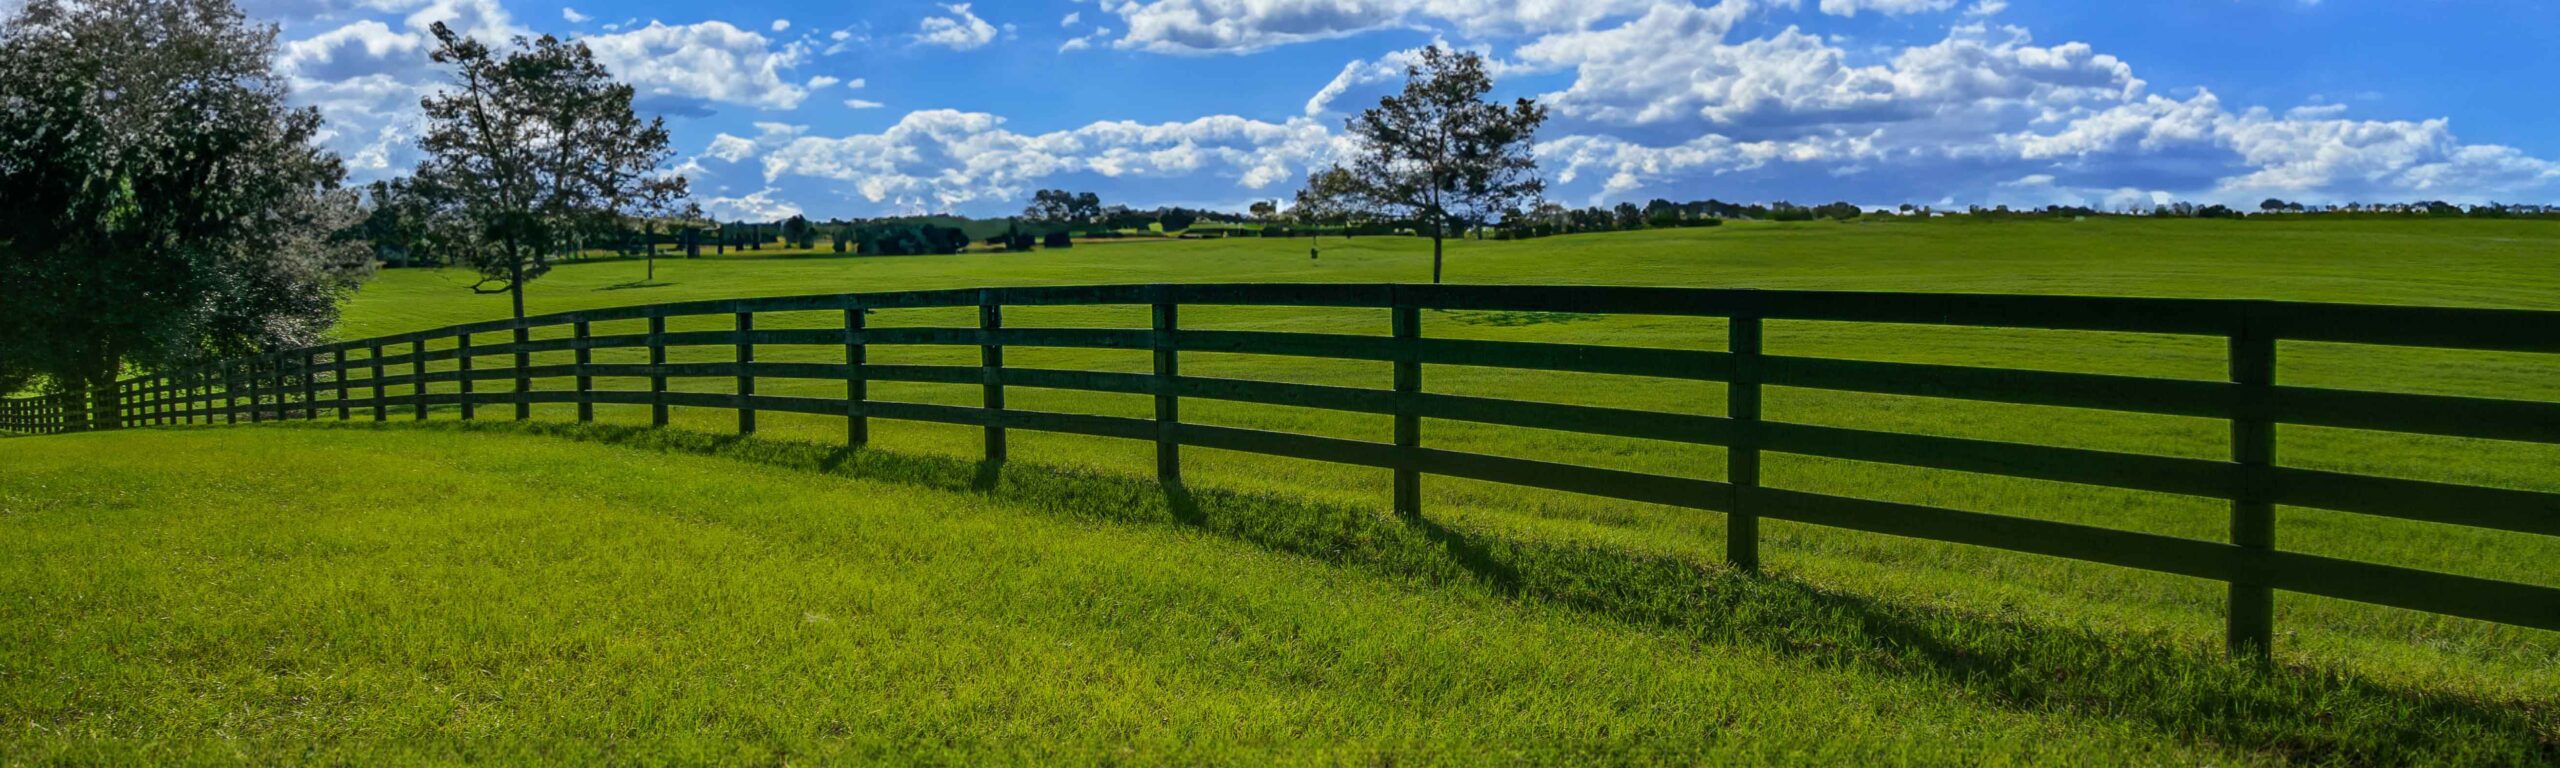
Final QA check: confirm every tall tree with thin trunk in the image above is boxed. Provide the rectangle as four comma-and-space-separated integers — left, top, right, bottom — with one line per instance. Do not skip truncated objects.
1317, 46, 1546, 283
1292, 166, 1362, 250
414, 23, 682, 321
0, 0, 370, 418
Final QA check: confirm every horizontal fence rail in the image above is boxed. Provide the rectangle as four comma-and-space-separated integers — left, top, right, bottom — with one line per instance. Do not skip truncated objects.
9, 282, 2560, 658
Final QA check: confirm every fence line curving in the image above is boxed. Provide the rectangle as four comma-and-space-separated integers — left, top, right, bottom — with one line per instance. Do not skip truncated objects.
8, 282, 2560, 658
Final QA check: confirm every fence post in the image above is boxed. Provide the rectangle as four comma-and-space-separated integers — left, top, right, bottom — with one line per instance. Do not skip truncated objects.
513, 321, 531, 421
224, 362, 238, 425
1392, 292, 1421, 517
412, 339, 428, 421
457, 334, 474, 421
575, 321, 594, 423
248, 359, 264, 423
649, 314, 668, 427
331, 350, 348, 421
2228, 308, 2277, 661
1728, 314, 1764, 573
246, 359, 263, 425
301, 352, 317, 421
845, 298, 867, 447
271, 352, 288, 422
1154, 287, 1180, 486
371, 343, 387, 422
735, 310, 755, 434
248, 358, 263, 423
981, 290, 1005, 464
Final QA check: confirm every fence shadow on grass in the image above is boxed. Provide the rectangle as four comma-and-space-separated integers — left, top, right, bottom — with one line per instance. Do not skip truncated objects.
311, 420, 2554, 766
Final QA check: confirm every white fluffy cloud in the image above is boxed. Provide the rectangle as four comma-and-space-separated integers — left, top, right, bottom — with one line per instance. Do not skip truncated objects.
916, 3, 1000, 50
701, 188, 805, 220
1060, 26, 1114, 52
274, 0, 528, 174
266, 0, 2554, 213
580, 21, 815, 110
1538, 130, 1886, 200
704, 134, 760, 163
1487, 3, 2549, 207
753, 110, 1338, 209
1521, 16, 2137, 135
1816, 0, 1958, 17
1099, 0, 1663, 54
2005, 91, 2560, 200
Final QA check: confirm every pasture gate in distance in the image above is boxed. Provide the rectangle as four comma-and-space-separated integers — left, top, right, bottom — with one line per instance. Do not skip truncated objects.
7, 283, 2558, 659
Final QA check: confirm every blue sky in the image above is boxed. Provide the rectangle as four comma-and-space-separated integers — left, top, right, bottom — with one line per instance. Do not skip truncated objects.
255, 0, 2560, 220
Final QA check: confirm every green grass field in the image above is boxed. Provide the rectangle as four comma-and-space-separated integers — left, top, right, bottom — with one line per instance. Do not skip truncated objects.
7, 218, 2559, 763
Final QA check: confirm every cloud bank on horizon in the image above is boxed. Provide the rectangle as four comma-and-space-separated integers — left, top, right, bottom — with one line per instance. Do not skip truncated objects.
259, 0, 2560, 220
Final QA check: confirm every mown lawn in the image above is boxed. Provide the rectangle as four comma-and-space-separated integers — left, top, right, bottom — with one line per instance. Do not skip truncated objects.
0, 423, 2551, 764
8, 218, 2558, 762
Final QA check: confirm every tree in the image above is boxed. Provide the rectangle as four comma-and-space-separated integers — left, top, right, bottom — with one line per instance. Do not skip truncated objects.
781, 214, 820, 249
1023, 189, 1073, 222
2259, 198, 2290, 214
1022, 189, 1106, 227
1072, 192, 1103, 224
414, 23, 683, 322
634, 196, 693, 283
360, 177, 438, 267
1248, 200, 1278, 220
1292, 167, 1362, 247
1613, 202, 1643, 230
0, 0, 371, 418
1313, 46, 1546, 283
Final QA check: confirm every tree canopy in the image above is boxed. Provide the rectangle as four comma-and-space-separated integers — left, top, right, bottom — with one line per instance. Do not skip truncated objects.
414, 23, 683, 320
0, 0, 371, 405
1022, 189, 1104, 226
1307, 46, 1546, 283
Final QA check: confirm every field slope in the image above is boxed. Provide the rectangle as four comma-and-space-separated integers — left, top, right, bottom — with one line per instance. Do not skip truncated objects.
3, 423, 2552, 764
9, 220, 2560, 762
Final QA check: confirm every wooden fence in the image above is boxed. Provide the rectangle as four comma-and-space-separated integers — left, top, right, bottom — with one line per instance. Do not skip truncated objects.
7, 283, 2559, 657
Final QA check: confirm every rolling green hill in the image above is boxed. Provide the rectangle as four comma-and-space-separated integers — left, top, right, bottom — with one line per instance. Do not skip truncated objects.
7, 218, 2558, 762
3, 423, 2550, 764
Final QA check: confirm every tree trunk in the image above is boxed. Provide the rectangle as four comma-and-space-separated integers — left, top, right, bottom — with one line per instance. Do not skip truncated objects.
1431, 218, 1445, 284
507, 238, 527, 322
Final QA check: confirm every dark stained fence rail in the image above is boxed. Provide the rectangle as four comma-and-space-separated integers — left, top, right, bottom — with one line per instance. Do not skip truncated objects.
9, 282, 2560, 658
